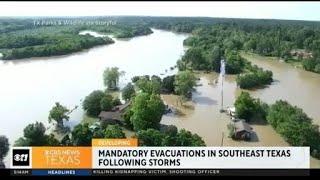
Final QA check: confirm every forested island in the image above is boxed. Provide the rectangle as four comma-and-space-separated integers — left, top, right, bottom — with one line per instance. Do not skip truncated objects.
0, 17, 153, 60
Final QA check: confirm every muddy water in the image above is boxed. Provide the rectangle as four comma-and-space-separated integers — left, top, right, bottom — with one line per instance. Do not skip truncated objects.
241, 53, 320, 127
161, 73, 288, 147
0, 29, 188, 167
161, 70, 319, 168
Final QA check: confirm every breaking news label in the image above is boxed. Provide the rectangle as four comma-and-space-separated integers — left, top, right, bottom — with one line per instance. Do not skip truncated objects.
8, 139, 310, 176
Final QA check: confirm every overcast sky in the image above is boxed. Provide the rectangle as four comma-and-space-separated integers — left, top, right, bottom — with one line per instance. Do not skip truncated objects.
0, 1, 320, 21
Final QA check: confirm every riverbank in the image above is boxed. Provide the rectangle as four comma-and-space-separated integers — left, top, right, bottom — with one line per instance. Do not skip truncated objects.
0, 25, 153, 60
0, 29, 188, 153
240, 52, 320, 127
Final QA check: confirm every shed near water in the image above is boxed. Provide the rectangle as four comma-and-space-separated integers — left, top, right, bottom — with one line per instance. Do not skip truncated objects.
233, 120, 253, 140
98, 111, 123, 125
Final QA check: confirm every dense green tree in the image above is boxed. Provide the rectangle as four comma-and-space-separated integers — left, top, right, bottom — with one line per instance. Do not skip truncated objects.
266, 100, 320, 158
103, 67, 124, 90
130, 93, 165, 131
180, 48, 209, 70
48, 102, 70, 130
176, 129, 206, 146
236, 67, 273, 89
71, 123, 93, 146
207, 46, 222, 72
14, 122, 59, 146
174, 71, 197, 99
234, 92, 268, 121
123, 108, 134, 130
137, 127, 205, 146
131, 76, 140, 83
137, 129, 165, 146
225, 51, 245, 74
135, 76, 161, 94
18, 122, 47, 146
83, 90, 105, 117
302, 59, 317, 71
122, 83, 135, 101
100, 94, 114, 111
162, 75, 175, 93
104, 125, 126, 138
161, 125, 178, 145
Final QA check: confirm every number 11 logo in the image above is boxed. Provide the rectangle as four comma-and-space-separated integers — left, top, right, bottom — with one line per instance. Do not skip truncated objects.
12, 149, 30, 166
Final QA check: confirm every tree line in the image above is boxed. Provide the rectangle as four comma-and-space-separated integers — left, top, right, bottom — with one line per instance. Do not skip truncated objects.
179, 30, 274, 89
2, 16, 320, 73
146, 16, 320, 74
0, 18, 153, 60
234, 92, 320, 159
0, 32, 114, 60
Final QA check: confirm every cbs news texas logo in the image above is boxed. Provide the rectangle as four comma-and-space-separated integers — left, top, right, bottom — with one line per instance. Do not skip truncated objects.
11, 147, 32, 168
11, 147, 91, 169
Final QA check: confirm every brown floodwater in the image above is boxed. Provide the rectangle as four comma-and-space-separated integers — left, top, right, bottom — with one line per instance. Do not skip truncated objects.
161, 57, 320, 168
161, 74, 288, 147
0, 29, 188, 167
241, 53, 320, 127
1, 28, 319, 167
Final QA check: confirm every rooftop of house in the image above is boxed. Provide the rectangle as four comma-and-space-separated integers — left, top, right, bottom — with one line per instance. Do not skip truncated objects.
112, 101, 131, 112
98, 111, 122, 121
234, 120, 253, 133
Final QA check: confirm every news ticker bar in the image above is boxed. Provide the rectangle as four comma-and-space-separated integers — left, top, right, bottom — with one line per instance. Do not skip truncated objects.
0, 169, 315, 176
10, 144, 310, 169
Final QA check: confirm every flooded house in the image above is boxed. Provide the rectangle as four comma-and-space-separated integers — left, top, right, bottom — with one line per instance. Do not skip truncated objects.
111, 101, 131, 113
233, 120, 253, 141
98, 111, 123, 125
290, 49, 313, 59
98, 101, 131, 125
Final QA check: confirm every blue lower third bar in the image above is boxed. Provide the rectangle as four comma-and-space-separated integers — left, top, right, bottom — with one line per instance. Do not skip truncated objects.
32, 169, 91, 176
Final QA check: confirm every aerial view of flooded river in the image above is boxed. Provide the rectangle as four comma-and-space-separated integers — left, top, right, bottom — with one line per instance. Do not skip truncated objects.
0, 29, 187, 147
0, 28, 319, 168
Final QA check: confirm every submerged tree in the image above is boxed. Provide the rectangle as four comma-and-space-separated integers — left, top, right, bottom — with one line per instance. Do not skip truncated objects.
174, 71, 197, 99
122, 83, 135, 102
48, 102, 70, 131
83, 90, 105, 117
130, 93, 165, 131
103, 67, 125, 90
